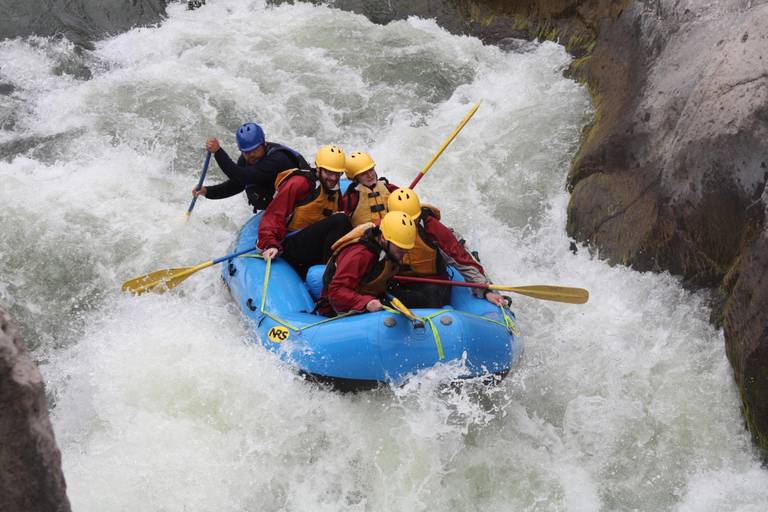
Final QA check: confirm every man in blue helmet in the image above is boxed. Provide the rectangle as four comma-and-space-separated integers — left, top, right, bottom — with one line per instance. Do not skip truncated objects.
191, 122, 310, 212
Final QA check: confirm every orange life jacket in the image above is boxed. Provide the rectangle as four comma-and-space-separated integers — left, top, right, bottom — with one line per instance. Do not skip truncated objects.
346, 180, 392, 227
323, 223, 399, 297
398, 206, 443, 277
275, 169, 340, 232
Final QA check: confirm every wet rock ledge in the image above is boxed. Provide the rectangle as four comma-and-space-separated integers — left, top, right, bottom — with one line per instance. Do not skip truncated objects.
438, 0, 768, 450
0, 301, 70, 511
573, 0, 768, 452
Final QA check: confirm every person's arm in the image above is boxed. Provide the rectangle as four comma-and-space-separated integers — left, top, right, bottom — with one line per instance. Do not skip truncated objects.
256, 177, 310, 251
191, 138, 245, 199
424, 218, 492, 297
214, 148, 293, 187
201, 180, 246, 200
327, 246, 379, 313
447, 227, 468, 248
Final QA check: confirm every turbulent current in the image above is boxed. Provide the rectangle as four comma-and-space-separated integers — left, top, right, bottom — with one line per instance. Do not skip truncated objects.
1, 0, 767, 510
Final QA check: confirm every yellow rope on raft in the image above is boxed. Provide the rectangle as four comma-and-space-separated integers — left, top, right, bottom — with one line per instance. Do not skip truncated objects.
227, 216, 521, 357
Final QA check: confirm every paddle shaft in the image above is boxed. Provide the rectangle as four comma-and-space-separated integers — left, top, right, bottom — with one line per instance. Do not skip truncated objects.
409, 100, 482, 190
392, 275, 589, 304
210, 247, 256, 265
187, 151, 212, 216
122, 246, 256, 295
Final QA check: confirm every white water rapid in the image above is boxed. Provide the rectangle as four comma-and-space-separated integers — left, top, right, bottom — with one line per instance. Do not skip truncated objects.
1, 0, 767, 510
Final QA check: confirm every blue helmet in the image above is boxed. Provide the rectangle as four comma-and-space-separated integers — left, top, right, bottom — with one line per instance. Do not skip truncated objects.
236, 123, 265, 152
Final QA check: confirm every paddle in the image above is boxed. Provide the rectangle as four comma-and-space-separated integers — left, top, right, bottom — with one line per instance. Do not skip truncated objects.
186, 151, 212, 219
392, 276, 589, 305
122, 246, 256, 296
385, 292, 425, 327
409, 100, 482, 190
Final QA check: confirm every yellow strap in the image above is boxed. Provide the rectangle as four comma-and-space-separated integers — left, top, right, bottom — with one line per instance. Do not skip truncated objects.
260, 257, 270, 311
228, 223, 518, 353
382, 307, 444, 360
229, 216, 361, 334
428, 318, 444, 359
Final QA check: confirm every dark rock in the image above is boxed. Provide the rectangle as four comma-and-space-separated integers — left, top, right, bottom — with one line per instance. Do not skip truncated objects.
567, 0, 768, 285
562, 0, 768, 447
0, 0, 169, 49
723, 231, 768, 451
497, 37, 540, 53
0, 301, 71, 512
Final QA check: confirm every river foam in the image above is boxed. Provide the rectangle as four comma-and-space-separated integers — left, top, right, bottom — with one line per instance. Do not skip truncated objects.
1, 0, 766, 510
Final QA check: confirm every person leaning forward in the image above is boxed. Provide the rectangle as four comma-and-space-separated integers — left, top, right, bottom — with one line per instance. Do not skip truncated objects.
192, 122, 310, 212
257, 145, 352, 279
386, 188, 507, 308
342, 151, 401, 227
315, 211, 418, 316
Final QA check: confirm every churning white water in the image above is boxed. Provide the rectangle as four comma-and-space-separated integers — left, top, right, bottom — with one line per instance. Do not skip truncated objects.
1, 0, 767, 510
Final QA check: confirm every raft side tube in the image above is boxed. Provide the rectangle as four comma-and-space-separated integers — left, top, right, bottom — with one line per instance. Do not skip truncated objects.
222, 212, 524, 389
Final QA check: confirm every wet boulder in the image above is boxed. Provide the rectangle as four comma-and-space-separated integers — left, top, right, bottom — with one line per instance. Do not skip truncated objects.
0, 0, 167, 49
567, 0, 768, 284
723, 228, 768, 451
0, 301, 71, 512
564, 0, 768, 447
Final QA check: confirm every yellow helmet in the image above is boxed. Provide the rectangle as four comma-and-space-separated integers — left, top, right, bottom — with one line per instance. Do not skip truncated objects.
345, 151, 376, 180
315, 145, 346, 173
387, 188, 422, 220
379, 211, 417, 249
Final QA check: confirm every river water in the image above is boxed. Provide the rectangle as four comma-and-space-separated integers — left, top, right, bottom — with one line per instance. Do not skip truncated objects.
1, 0, 767, 510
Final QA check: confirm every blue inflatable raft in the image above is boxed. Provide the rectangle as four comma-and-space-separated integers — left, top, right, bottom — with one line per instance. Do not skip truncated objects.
222, 213, 525, 391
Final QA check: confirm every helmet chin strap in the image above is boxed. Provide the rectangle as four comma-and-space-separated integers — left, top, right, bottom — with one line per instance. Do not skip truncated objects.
384, 240, 401, 260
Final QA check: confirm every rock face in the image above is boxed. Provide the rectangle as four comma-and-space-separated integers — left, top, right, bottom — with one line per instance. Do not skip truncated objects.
0, 0, 167, 48
562, 0, 768, 448
723, 228, 768, 450
567, 0, 768, 285
0, 301, 71, 512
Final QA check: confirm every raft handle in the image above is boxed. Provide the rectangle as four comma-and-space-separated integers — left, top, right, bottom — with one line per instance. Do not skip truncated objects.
228, 262, 237, 276
246, 298, 258, 311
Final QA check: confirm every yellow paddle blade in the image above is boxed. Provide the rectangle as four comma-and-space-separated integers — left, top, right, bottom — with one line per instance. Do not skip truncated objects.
121, 261, 213, 296
490, 284, 589, 304
388, 295, 425, 324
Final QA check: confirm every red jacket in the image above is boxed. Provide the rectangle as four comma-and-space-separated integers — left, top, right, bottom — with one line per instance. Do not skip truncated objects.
417, 216, 491, 297
256, 175, 312, 252
323, 243, 382, 313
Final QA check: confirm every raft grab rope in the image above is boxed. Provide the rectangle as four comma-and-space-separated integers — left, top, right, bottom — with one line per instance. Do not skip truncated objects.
228, 215, 520, 356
